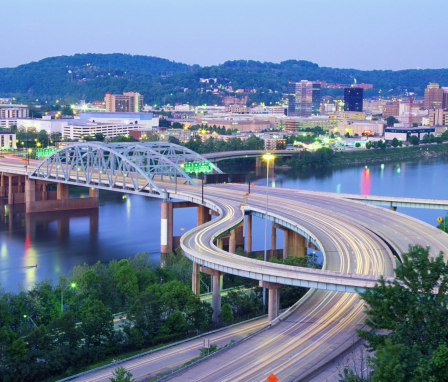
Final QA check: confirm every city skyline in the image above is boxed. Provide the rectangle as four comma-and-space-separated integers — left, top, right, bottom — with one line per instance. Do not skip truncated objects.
3, 0, 447, 70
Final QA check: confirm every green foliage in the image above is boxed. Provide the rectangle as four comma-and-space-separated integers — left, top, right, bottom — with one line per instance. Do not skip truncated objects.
391, 137, 400, 147
409, 135, 419, 145
0, 253, 213, 381
220, 303, 234, 322
355, 142, 361, 148
357, 245, 448, 381
386, 116, 399, 126
110, 366, 135, 382
4, 53, 448, 105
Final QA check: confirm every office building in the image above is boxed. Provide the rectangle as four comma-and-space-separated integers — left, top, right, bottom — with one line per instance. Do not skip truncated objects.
344, 88, 363, 112
382, 101, 399, 117
104, 92, 144, 112
0, 105, 29, 119
424, 83, 444, 109
0, 131, 17, 149
287, 81, 321, 117
78, 112, 158, 130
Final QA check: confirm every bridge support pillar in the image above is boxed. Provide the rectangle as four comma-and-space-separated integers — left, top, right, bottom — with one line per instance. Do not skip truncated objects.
197, 205, 211, 226
283, 229, 288, 259
25, 179, 36, 206
0, 173, 4, 197
270, 224, 277, 258
229, 229, 236, 254
246, 214, 252, 253
287, 230, 306, 257
192, 262, 201, 297
89, 187, 99, 199
212, 270, 222, 323
160, 200, 173, 255
260, 281, 281, 322
57, 183, 69, 200
8, 175, 14, 205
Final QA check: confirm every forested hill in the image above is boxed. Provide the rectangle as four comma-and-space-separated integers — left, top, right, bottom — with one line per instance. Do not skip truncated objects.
1, 53, 448, 105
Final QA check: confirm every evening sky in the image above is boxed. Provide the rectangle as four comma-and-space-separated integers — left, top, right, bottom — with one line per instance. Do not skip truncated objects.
2, 0, 446, 70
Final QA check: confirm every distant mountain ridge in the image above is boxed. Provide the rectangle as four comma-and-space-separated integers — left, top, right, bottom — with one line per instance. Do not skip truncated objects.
1, 53, 448, 105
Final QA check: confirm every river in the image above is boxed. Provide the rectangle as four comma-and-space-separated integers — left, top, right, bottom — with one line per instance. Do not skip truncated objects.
1, 158, 447, 292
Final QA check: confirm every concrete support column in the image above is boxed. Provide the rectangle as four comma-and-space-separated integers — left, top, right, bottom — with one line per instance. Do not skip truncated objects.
287, 230, 306, 257
41, 183, 47, 201
197, 205, 211, 225
57, 183, 69, 200
270, 224, 277, 258
283, 229, 289, 259
89, 187, 99, 199
0, 173, 4, 197
217, 238, 223, 250
25, 179, 36, 205
260, 281, 281, 322
229, 229, 236, 254
8, 176, 14, 205
160, 200, 173, 255
17, 176, 22, 193
212, 270, 222, 323
246, 214, 252, 253
192, 262, 200, 297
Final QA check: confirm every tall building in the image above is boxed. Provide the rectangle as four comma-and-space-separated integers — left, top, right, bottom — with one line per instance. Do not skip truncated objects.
288, 81, 321, 117
424, 83, 444, 109
104, 92, 143, 113
344, 88, 363, 112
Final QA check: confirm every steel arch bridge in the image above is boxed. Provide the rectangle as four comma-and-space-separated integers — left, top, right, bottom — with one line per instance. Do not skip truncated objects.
29, 142, 222, 197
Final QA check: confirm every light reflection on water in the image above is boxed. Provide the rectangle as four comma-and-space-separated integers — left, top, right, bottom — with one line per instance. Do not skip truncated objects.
1, 158, 448, 292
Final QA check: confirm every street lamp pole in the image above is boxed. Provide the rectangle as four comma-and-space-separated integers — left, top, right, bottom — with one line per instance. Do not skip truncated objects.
61, 282, 76, 312
262, 153, 275, 313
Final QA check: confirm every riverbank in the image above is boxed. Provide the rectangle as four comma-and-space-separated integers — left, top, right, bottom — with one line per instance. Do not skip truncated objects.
331, 144, 448, 167
278, 144, 448, 170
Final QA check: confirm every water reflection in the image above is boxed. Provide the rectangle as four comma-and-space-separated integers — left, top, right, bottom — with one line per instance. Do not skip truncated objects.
361, 167, 371, 195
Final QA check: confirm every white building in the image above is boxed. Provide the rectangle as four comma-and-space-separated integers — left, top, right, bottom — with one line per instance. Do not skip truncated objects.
0, 131, 17, 149
0, 105, 29, 119
63, 121, 150, 140
78, 112, 159, 130
15, 117, 69, 134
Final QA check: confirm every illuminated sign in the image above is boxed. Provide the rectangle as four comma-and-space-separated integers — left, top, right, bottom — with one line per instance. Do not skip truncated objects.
182, 161, 212, 174
362, 130, 372, 136
36, 147, 58, 157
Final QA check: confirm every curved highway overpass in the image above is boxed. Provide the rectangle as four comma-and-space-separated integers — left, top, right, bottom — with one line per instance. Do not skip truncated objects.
2, 146, 448, 381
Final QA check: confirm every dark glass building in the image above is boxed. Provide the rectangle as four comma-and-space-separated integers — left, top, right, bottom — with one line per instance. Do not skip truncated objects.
344, 88, 363, 112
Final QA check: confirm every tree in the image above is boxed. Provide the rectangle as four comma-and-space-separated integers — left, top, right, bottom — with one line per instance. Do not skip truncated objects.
386, 116, 399, 126
408, 135, 419, 145
110, 366, 134, 382
355, 142, 361, 148
391, 137, 399, 148
220, 303, 234, 322
365, 141, 372, 149
168, 136, 180, 145
61, 105, 73, 116
357, 245, 448, 381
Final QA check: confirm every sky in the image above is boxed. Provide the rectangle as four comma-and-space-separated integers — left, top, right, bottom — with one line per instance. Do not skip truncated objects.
2, 0, 447, 70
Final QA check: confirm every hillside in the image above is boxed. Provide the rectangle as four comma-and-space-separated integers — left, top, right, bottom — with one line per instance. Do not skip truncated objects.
1, 53, 448, 105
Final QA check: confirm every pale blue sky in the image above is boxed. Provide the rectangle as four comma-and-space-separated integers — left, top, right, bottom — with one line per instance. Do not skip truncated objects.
2, 0, 446, 70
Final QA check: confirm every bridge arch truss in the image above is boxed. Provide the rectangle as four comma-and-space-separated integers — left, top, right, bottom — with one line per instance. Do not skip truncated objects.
29, 142, 221, 197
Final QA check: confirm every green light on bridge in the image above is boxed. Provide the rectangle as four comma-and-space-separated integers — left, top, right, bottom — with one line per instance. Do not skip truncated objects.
182, 161, 212, 174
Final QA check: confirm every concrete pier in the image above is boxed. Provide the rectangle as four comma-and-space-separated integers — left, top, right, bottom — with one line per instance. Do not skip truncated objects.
160, 200, 173, 255
260, 281, 281, 322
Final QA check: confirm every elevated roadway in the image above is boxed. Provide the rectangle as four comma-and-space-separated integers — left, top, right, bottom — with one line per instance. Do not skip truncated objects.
2, 147, 448, 381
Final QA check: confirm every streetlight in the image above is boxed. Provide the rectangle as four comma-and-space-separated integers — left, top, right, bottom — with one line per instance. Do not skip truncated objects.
61, 282, 76, 312
23, 314, 37, 328
262, 153, 275, 312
